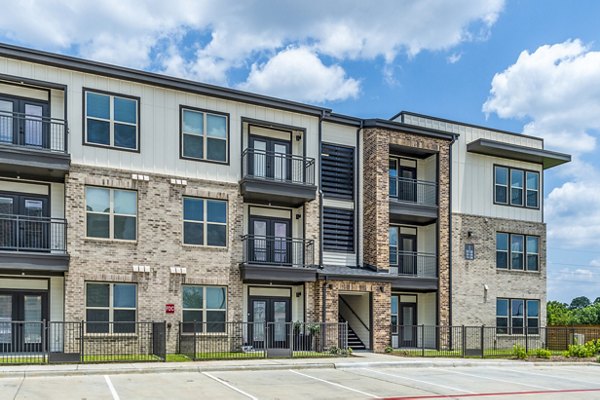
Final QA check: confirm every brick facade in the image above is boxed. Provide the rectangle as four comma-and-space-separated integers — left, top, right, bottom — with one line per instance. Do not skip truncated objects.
65, 164, 244, 352
451, 213, 547, 326
362, 128, 452, 326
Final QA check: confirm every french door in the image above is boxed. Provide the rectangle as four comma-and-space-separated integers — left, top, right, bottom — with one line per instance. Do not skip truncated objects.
0, 96, 49, 148
0, 193, 50, 251
249, 216, 292, 265
249, 297, 291, 352
0, 291, 48, 353
249, 136, 292, 181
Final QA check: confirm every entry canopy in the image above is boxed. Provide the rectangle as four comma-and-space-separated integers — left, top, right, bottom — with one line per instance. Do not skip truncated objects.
466, 138, 571, 169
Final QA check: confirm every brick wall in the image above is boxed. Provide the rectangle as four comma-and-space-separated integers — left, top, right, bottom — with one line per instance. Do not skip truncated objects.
452, 213, 547, 326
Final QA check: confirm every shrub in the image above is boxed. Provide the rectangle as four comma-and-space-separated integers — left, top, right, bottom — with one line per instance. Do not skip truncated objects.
512, 344, 528, 360
566, 344, 595, 358
530, 348, 552, 359
384, 346, 393, 353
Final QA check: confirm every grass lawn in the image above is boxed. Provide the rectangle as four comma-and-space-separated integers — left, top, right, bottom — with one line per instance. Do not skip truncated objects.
0, 355, 46, 364
391, 348, 565, 359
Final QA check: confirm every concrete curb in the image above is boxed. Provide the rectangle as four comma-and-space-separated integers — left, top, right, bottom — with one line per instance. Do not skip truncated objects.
1, 358, 597, 379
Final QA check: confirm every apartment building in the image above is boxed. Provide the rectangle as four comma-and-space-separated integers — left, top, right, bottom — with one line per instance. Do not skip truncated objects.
0, 43, 569, 355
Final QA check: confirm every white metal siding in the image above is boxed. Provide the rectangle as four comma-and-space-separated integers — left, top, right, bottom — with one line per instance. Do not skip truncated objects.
322, 122, 357, 147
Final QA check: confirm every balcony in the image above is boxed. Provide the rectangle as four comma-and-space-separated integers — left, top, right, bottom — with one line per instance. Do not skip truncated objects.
390, 251, 438, 291
0, 214, 69, 273
240, 149, 317, 206
389, 177, 438, 225
239, 235, 317, 283
0, 111, 70, 179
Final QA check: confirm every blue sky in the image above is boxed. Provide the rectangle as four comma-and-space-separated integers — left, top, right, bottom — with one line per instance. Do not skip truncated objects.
1, 0, 599, 303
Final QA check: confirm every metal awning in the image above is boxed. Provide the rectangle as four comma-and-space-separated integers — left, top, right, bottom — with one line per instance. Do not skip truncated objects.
466, 138, 571, 169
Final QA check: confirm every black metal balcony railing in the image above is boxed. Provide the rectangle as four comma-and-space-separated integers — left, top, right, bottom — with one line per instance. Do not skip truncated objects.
0, 214, 67, 253
242, 148, 315, 185
389, 177, 437, 206
0, 110, 68, 153
242, 235, 314, 266
391, 251, 437, 278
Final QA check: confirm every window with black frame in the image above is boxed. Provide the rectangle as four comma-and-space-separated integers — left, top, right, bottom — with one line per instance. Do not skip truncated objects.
496, 233, 539, 271
182, 286, 227, 333
85, 283, 137, 333
496, 298, 539, 335
494, 166, 540, 209
84, 90, 139, 150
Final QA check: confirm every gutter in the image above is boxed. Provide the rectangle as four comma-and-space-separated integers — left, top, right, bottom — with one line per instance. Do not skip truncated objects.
356, 120, 363, 268
448, 134, 457, 326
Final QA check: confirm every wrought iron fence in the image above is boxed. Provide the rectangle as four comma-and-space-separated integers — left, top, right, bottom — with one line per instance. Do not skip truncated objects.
0, 110, 67, 153
389, 177, 437, 206
390, 325, 600, 358
242, 148, 316, 185
0, 214, 67, 253
179, 321, 348, 360
241, 235, 315, 266
0, 321, 166, 364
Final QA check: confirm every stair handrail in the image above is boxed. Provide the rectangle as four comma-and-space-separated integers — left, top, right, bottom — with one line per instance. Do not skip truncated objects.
339, 296, 370, 333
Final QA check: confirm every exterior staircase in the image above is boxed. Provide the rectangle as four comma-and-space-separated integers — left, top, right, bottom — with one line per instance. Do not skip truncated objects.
339, 315, 366, 351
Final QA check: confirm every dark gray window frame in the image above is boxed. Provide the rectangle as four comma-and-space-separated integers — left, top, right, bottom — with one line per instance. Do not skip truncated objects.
493, 165, 540, 210
496, 232, 540, 272
84, 281, 137, 334
181, 285, 228, 333
182, 196, 228, 247
179, 105, 230, 165
82, 88, 141, 153
496, 297, 540, 335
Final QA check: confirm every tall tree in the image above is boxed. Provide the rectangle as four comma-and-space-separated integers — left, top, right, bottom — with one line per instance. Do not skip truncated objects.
569, 296, 591, 310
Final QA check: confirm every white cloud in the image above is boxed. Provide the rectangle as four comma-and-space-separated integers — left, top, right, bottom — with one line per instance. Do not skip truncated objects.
483, 39, 600, 153
0, 0, 505, 99
238, 47, 359, 103
548, 266, 600, 302
447, 53, 463, 64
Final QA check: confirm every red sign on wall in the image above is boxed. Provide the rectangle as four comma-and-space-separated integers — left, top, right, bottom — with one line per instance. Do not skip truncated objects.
165, 304, 175, 314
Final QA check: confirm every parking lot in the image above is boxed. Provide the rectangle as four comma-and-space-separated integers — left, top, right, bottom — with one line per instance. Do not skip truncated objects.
1, 364, 600, 399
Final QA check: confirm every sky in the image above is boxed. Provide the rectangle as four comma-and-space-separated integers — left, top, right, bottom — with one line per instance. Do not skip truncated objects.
1, 0, 599, 303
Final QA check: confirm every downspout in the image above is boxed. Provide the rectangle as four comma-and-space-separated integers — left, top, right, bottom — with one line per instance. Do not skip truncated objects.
448, 134, 457, 327
318, 111, 325, 268
356, 121, 363, 267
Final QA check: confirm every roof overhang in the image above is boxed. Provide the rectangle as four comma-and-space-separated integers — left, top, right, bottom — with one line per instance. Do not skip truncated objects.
467, 138, 571, 169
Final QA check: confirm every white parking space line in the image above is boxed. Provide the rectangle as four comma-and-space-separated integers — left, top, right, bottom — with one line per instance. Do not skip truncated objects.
362, 368, 476, 394
104, 375, 120, 400
497, 367, 600, 387
289, 369, 377, 398
439, 368, 555, 390
202, 372, 258, 400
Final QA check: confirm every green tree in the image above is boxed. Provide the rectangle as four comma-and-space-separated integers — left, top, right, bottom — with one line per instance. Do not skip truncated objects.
570, 296, 591, 310
571, 302, 600, 325
547, 301, 573, 326
594, 297, 600, 305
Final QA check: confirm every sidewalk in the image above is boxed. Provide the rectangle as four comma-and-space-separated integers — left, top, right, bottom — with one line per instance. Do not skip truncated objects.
0, 352, 596, 378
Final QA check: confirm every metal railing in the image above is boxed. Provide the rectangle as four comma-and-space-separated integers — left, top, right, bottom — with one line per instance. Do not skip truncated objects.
242, 235, 314, 266
242, 148, 316, 185
390, 325, 600, 358
0, 110, 68, 153
179, 321, 348, 360
391, 251, 437, 277
0, 214, 67, 253
389, 177, 437, 206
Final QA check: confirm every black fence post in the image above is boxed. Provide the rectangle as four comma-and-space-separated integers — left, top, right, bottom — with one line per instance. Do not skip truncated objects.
193, 321, 198, 361
42, 319, 47, 364
525, 324, 529, 354
421, 325, 425, 357
163, 321, 167, 362
480, 325, 485, 359
461, 325, 465, 358
80, 320, 85, 363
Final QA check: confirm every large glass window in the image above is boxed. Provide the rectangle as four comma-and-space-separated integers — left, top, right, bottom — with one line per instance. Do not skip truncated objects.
391, 295, 399, 334
86, 283, 137, 333
182, 286, 227, 333
494, 166, 540, 209
85, 91, 139, 150
183, 197, 227, 246
86, 187, 137, 240
389, 226, 399, 266
496, 298, 539, 335
181, 108, 228, 163
496, 233, 539, 272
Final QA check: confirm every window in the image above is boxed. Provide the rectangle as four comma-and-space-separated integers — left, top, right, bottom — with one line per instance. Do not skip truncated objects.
182, 286, 227, 333
321, 143, 354, 199
183, 197, 227, 246
86, 283, 137, 333
494, 167, 508, 204
526, 171, 540, 208
391, 296, 398, 334
323, 207, 354, 252
496, 298, 539, 335
85, 90, 139, 150
389, 226, 399, 266
86, 187, 137, 240
494, 166, 540, 209
496, 233, 540, 271
181, 107, 228, 163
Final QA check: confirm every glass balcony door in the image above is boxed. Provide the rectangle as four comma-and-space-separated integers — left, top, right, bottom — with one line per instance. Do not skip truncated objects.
0, 291, 48, 353
248, 297, 291, 351
0, 96, 49, 148
249, 216, 291, 265
249, 136, 292, 181
0, 192, 50, 251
